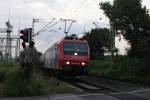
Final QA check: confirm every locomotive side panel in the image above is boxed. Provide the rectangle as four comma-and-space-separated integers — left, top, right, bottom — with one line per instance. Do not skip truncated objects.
44, 44, 58, 69
57, 41, 65, 70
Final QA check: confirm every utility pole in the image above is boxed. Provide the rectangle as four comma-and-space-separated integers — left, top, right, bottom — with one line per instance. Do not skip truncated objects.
18, 28, 20, 57
0, 22, 20, 61
0, 37, 20, 59
0, 28, 6, 55
110, 20, 116, 59
5, 20, 13, 61
61, 19, 76, 37
16, 39, 19, 57
32, 18, 37, 41
15, 41, 18, 58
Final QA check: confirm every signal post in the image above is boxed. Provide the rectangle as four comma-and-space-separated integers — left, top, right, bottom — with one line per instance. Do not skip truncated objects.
20, 28, 34, 78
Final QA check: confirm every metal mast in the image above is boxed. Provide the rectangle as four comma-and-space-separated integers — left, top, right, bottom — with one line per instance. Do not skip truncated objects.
5, 20, 13, 60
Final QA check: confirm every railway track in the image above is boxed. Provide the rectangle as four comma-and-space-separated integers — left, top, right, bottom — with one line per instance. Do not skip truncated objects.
59, 77, 117, 93
86, 74, 147, 92
41, 68, 148, 94
56, 73, 148, 94
57, 75, 123, 93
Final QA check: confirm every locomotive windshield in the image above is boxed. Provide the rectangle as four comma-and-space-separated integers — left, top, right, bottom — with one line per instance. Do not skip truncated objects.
64, 42, 88, 56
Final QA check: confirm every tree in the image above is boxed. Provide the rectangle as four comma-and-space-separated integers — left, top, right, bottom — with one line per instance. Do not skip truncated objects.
64, 34, 78, 40
100, 0, 150, 57
19, 47, 42, 78
82, 28, 111, 59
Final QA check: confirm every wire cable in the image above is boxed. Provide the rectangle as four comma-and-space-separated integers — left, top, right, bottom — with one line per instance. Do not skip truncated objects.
36, 18, 56, 34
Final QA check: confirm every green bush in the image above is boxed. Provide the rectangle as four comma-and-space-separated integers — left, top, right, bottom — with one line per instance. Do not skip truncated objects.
89, 56, 147, 84
3, 71, 31, 97
2, 70, 51, 97
0, 68, 74, 97
0, 62, 16, 82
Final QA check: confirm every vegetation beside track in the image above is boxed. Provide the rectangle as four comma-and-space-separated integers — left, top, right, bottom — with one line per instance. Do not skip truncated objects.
0, 61, 74, 97
89, 56, 150, 85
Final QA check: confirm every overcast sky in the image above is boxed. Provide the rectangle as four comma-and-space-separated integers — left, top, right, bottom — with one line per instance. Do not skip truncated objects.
0, 0, 150, 55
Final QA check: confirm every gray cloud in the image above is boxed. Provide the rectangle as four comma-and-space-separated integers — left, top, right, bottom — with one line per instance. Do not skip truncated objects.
0, 0, 149, 55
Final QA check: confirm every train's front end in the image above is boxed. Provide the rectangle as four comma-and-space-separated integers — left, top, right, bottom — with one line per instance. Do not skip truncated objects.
62, 40, 90, 73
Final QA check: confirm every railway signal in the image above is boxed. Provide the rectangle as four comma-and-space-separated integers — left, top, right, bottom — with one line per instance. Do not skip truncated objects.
29, 41, 35, 48
20, 28, 32, 43
22, 42, 26, 49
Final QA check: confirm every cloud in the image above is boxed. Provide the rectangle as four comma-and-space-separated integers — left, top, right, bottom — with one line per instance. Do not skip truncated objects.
0, 0, 149, 56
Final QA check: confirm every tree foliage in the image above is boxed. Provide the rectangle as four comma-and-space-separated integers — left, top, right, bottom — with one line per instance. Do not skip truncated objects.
64, 34, 78, 40
100, 0, 150, 57
82, 28, 111, 59
19, 47, 42, 68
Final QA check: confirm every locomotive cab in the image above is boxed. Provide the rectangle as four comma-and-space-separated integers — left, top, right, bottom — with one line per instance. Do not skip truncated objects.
60, 40, 90, 73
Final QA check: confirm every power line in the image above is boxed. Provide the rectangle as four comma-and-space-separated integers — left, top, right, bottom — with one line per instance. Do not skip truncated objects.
32, 18, 59, 37
93, 21, 110, 28
73, 0, 90, 13
36, 18, 56, 34
39, 22, 58, 33
63, 0, 90, 20
72, 0, 90, 19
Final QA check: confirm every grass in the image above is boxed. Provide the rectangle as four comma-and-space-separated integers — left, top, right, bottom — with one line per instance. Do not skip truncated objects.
0, 62, 74, 97
89, 56, 150, 85
0, 62, 16, 82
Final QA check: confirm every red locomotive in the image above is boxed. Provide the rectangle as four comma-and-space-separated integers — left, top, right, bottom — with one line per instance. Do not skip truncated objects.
40, 39, 90, 73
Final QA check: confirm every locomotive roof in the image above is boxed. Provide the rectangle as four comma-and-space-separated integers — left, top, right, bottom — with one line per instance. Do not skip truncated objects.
45, 39, 88, 53
57, 39, 88, 44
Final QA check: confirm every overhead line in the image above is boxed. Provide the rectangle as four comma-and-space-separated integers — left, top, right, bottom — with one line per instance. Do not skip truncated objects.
36, 18, 56, 34
39, 22, 58, 33
73, 0, 90, 13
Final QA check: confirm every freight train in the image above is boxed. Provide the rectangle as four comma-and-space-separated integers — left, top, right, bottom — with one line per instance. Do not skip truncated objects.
40, 39, 90, 73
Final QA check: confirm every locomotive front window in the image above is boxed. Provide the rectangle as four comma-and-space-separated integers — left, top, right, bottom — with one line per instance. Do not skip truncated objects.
64, 42, 88, 56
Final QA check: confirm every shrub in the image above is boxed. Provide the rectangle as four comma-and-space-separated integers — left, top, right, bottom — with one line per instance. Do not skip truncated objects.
89, 56, 147, 84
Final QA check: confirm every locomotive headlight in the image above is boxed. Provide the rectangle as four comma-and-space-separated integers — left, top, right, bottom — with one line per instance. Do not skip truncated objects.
74, 52, 78, 56
81, 62, 86, 66
66, 61, 70, 65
